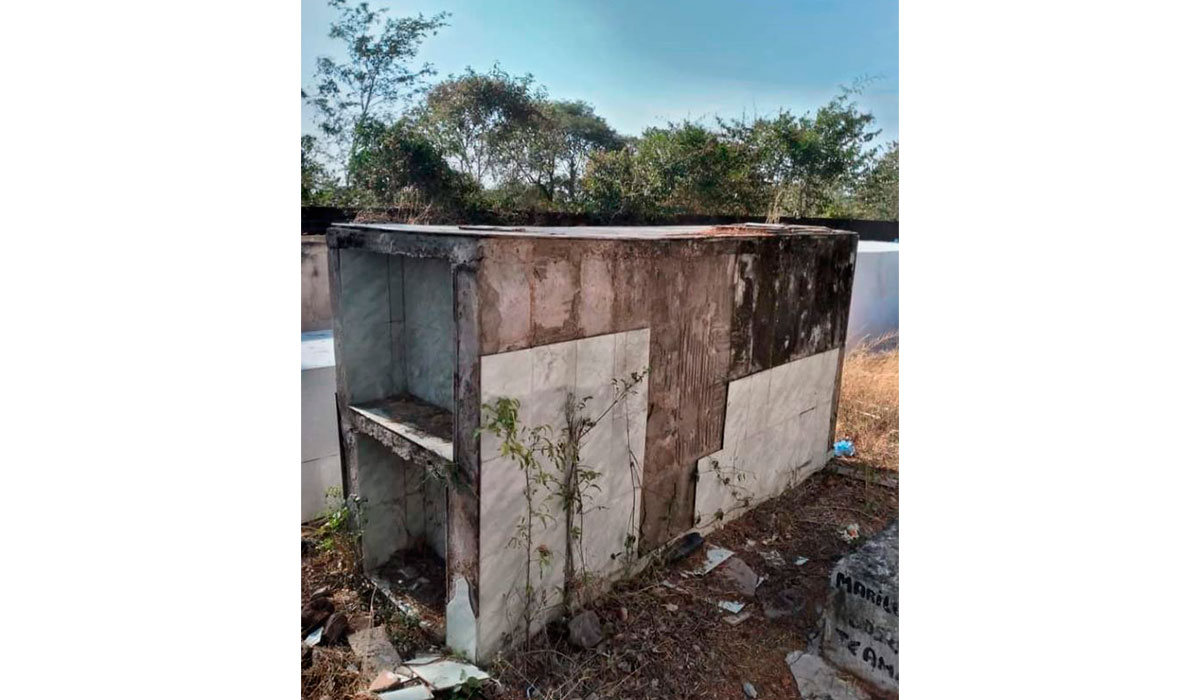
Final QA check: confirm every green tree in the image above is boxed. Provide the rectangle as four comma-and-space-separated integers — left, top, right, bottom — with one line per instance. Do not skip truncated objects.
582, 121, 763, 217
725, 85, 880, 220
304, 0, 449, 182
301, 135, 339, 205
502, 100, 622, 204
419, 65, 543, 185
852, 141, 898, 220
347, 118, 472, 210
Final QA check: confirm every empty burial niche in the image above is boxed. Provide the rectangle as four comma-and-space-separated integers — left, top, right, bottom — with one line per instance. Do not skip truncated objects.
356, 435, 449, 622
337, 249, 455, 624
337, 250, 455, 411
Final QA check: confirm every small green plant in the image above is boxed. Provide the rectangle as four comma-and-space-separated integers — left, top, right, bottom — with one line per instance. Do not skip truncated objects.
316, 488, 365, 552
692, 456, 757, 530
446, 674, 486, 699
479, 367, 647, 646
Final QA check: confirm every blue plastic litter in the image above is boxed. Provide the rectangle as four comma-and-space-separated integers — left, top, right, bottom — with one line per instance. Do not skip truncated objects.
833, 439, 855, 457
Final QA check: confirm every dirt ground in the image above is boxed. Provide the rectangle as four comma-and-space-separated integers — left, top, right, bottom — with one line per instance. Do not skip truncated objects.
301, 342, 899, 699
301, 465, 895, 700
486, 468, 896, 700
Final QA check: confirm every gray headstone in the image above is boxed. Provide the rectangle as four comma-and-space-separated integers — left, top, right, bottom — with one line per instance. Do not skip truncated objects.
821, 521, 898, 694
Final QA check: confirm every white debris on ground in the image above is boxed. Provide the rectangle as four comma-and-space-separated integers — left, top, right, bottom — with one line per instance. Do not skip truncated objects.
723, 610, 752, 625
717, 600, 746, 614
687, 546, 734, 576
760, 549, 785, 568
377, 685, 433, 700
785, 649, 870, 700
403, 653, 490, 690
345, 624, 490, 697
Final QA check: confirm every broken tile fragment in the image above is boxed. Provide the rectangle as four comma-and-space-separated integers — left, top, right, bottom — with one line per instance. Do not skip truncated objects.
723, 611, 753, 626
445, 575, 477, 662
369, 670, 412, 693
718, 556, 761, 596
687, 546, 733, 576
378, 685, 434, 700
402, 653, 489, 691
717, 600, 745, 614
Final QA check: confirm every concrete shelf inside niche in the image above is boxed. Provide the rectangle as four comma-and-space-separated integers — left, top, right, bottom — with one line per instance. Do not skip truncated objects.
348, 392, 454, 465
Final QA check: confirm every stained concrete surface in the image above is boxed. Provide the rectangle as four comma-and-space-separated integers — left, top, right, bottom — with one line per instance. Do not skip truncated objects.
401, 257, 454, 411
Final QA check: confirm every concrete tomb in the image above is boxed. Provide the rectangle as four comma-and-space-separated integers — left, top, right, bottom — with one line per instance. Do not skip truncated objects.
327, 223, 858, 662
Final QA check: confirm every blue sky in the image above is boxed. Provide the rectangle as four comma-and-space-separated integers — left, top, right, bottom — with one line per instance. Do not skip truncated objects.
301, 0, 897, 143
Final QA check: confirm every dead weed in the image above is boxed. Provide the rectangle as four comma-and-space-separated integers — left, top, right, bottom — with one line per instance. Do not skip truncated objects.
836, 334, 899, 471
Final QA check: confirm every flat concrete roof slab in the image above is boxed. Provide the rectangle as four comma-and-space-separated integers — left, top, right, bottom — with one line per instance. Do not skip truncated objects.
330, 222, 855, 241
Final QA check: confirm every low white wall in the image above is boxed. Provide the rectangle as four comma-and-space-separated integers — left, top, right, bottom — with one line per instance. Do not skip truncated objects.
847, 241, 899, 348
302, 331, 341, 522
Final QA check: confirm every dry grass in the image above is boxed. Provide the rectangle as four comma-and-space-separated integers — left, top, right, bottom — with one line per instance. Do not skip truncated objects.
835, 334, 899, 471
302, 646, 367, 700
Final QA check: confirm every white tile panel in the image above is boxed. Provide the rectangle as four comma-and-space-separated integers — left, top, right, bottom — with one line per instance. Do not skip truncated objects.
478, 328, 649, 661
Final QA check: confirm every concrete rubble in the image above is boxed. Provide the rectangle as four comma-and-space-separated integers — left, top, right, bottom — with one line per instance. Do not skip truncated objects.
785, 649, 871, 700
568, 610, 604, 649
368, 669, 413, 693
760, 549, 785, 568
762, 587, 804, 620
344, 631, 491, 698
722, 611, 752, 626
347, 627, 404, 678
718, 556, 762, 596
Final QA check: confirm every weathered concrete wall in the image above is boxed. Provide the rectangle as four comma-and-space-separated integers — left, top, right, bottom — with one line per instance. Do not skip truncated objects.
846, 242, 899, 348
401, 257, 455, 411
302, 236, 333, 332
823, 521, 899, 694
476, 328, 650, 660
476, 234, 856, 553
337, 249, 395, 404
